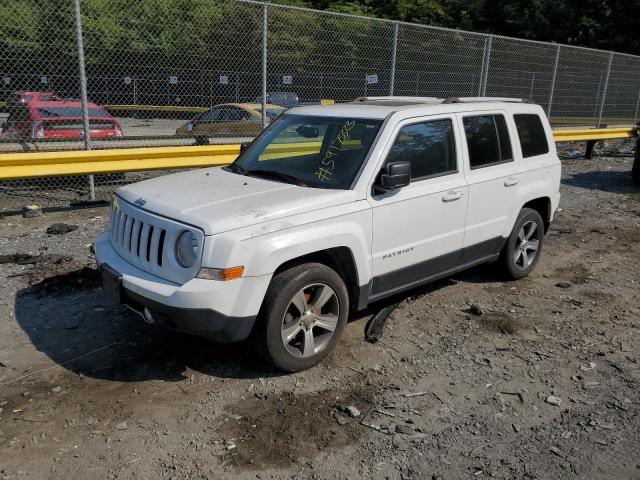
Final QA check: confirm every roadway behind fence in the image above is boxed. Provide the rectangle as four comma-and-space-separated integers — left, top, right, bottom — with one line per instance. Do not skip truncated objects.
1, 0, 639, 210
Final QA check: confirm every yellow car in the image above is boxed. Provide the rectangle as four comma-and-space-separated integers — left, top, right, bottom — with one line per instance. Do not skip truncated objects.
176, 103, 285, 137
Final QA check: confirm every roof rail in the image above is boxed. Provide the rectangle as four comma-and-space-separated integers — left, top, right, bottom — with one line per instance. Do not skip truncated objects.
442, 96, 534, 104
353, 96, 441, 104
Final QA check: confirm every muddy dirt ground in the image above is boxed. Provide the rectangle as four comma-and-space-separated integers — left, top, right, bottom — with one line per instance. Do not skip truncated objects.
0, 153, 639, 479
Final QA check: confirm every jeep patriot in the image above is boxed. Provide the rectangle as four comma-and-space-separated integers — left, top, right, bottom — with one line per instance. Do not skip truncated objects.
95, 96, 561, 371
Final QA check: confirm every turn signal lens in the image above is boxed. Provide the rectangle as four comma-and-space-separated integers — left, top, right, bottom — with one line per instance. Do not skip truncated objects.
197, 266, 244, 281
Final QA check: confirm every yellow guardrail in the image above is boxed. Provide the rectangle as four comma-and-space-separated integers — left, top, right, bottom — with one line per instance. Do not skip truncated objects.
0, 127, 637, 181
553, 127, 637, 142
0, 144, 239, 180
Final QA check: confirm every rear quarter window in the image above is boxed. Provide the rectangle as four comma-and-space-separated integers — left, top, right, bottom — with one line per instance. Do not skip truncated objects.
462, 114, 513, 169
514, 114, 549, 158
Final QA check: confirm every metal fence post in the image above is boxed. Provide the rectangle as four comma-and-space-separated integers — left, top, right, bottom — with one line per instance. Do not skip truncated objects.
529, 73, 536, 100
597, 52, 613, 128
481, 35, 492, 97
389, 22, 399, 96
261, 2, 268, 130
634, 88, 640, 123
73, 0, 94, 200
478, 37, 487, 96
547, 44, 560, 118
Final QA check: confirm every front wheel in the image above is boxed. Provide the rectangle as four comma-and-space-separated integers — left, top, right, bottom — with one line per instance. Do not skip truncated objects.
498, 208, 545, 280
253, 263, 349, 372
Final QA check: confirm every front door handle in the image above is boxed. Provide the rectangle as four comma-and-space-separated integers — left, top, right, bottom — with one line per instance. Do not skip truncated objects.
442, 191, 464, 202
504, 177, 519, 187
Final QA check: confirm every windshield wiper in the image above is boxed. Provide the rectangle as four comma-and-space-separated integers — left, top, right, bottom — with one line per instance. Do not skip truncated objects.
224, 162, 247, 175
246, 169, 304, 186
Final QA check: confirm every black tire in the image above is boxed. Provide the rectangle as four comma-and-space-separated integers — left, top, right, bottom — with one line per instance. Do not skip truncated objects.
252, 262, 349, 372
499, 208, 545, 280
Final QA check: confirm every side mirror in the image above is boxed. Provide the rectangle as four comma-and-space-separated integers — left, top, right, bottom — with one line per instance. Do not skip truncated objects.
296, 125, 319, 138
376, 161, 411, 192
239, 142, 250, 154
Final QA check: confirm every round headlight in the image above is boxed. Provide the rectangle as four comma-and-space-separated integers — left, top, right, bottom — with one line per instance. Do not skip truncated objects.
175, 230, 199, 267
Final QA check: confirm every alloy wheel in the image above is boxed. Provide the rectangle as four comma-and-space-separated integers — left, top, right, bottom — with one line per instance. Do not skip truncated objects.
280, 283, 340, 358
513, 220, 540, 269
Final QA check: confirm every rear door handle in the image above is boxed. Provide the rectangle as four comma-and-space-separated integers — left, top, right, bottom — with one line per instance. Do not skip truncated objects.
442, 191, 464, 202
504, 177, 519, 187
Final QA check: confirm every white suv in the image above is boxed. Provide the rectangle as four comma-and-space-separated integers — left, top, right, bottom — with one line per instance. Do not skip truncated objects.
95, 96, 561, 371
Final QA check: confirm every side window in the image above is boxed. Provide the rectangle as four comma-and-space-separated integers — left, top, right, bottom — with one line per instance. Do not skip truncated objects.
514, 114, 549, 158
199, 108, 220, 123
387, 119, 457, 180
463, 114, 513, 169
227, 107, 252, 121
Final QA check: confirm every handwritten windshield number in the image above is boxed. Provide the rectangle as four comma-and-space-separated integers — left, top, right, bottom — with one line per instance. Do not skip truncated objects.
314, 120, 356, 182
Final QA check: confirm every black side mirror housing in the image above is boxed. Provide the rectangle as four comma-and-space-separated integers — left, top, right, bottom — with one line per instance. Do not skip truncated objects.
296, 125, 320, 138
375, 161, 411, 193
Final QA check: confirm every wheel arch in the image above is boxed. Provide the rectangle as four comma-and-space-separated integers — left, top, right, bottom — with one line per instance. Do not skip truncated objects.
271, 246, 365, 314
522, 196, 551, 232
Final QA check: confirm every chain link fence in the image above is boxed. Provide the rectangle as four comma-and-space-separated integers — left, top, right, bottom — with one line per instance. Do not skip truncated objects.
1, 0, 639, 211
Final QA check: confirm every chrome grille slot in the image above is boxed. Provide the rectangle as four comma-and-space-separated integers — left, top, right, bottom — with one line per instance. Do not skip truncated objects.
108, 196, 204, 284
146, 226, 154, 262
157, 229, 166, 266
131, 220, 142, 256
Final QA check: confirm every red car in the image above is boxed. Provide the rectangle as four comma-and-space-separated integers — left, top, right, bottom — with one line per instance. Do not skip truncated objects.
1, 95, 123, 140
6, 91, 63, 106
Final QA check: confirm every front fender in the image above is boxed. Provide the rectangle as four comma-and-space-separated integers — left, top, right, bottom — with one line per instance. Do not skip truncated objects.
203, 207, 373, 285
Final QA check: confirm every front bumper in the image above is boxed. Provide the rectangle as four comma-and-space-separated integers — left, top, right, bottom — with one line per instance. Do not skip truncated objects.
117, 279, 255, 342
95, 232, 270, 342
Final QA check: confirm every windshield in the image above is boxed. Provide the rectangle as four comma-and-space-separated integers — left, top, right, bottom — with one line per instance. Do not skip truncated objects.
229, 114, 383, 189
37, 107, 111, 119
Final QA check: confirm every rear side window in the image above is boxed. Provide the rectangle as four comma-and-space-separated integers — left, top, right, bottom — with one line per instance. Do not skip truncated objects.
199, 108, 221, 122
463, 114, 513, 169
386, 119, 457, 180
514, 114, 549, 157
36, 107, 111, 118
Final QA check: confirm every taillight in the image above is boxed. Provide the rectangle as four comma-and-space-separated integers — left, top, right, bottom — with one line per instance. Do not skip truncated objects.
32, 123, 44, 139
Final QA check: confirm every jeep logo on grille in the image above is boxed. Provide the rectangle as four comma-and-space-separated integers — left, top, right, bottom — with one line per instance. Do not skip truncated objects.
134, 197, 146, 207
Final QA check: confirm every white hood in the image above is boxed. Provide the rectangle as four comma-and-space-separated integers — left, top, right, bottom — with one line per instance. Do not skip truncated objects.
116, 167, 357, 235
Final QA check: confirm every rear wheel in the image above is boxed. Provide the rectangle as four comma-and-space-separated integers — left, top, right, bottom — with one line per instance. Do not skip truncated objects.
499, 208, 545, 280
253, 263, 349, 372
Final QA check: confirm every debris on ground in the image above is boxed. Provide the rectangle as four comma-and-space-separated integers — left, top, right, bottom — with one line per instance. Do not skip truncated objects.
364, 301, 400, 343
478, 312, 523, 334
46, 223, 79, 235
468, 303, 484, 316
338, 405, 361, 418
22, 205, 42, 218
545, 395, 562, 406
114, 421, 128, 430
